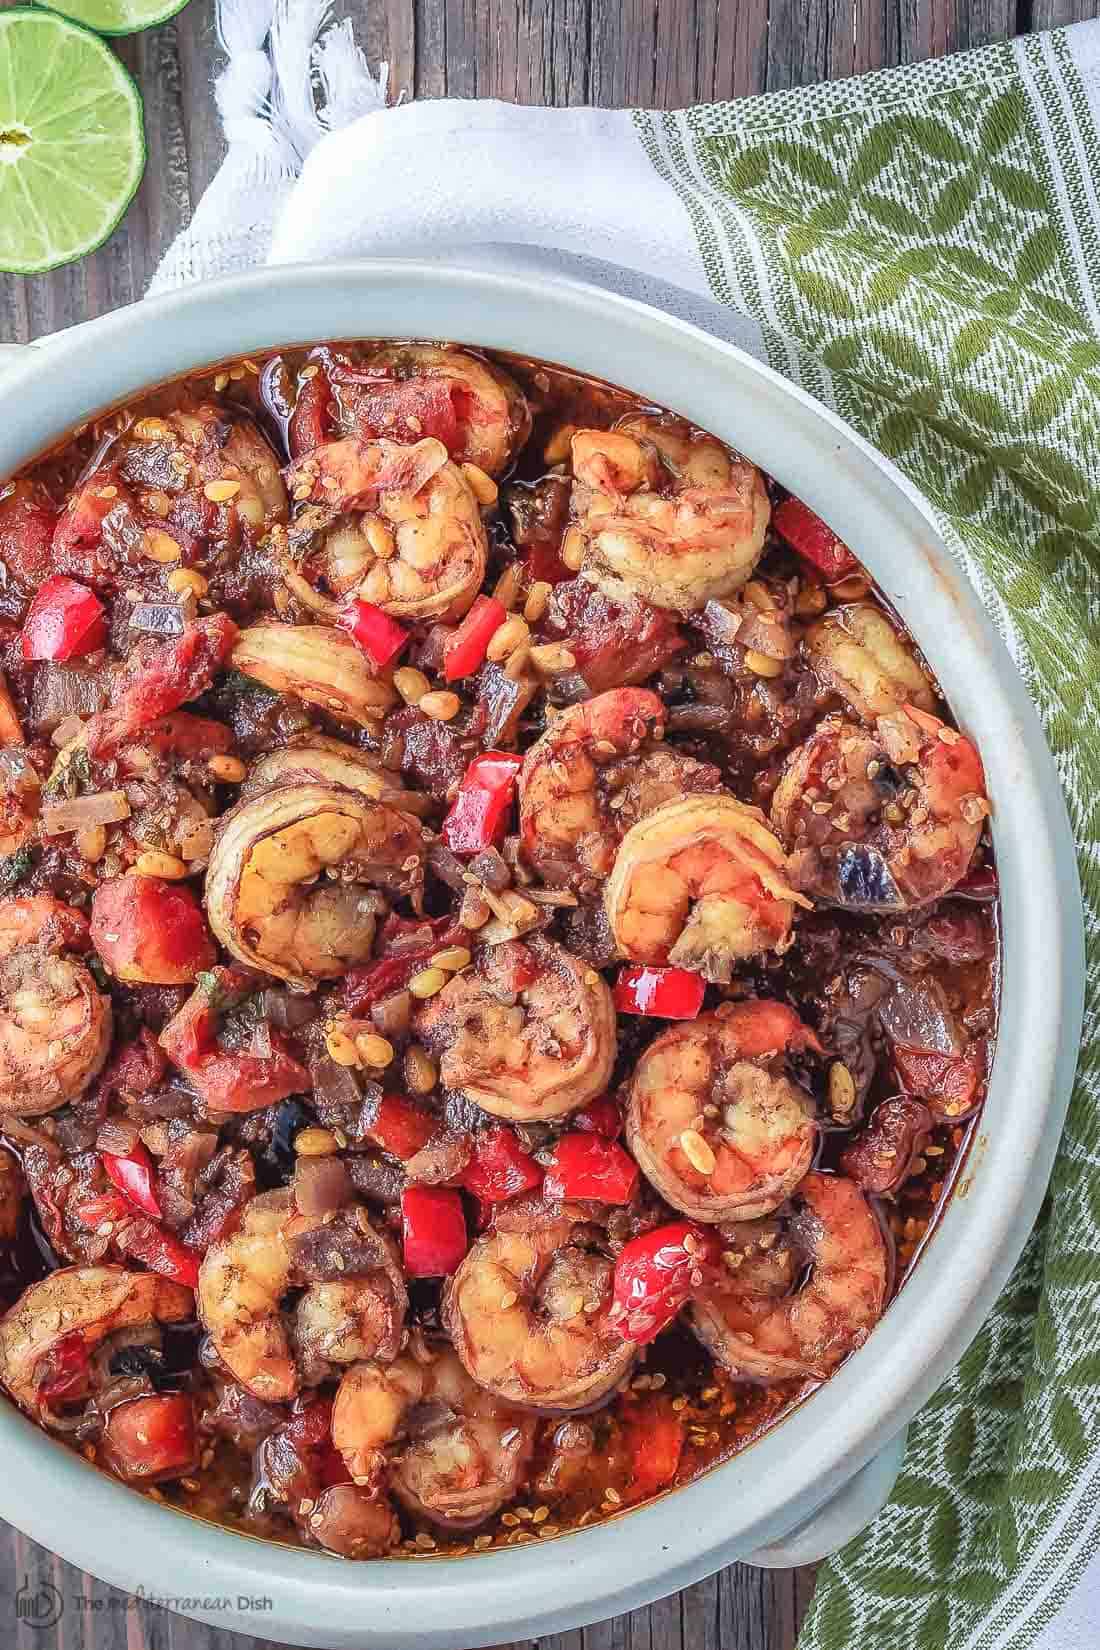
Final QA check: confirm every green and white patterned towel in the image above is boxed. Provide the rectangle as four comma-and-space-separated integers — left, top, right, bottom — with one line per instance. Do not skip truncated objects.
154, 6, 1100, 1645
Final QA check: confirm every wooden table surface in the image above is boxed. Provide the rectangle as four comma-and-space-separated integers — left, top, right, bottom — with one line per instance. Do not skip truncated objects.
0, 0, 1093, 1644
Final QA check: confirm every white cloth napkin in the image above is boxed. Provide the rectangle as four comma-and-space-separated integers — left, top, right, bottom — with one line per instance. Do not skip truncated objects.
149, 7, 1098, 1646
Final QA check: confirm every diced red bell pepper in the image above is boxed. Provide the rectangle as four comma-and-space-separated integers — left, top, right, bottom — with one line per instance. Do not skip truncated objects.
442, 751, 523, 855
73, 1191, 133, 1229
610, 1221, 720, 1344
117, 1218, 201, 1289
543, 1133, 638, 1203
101, 1141, 162, 1219
462, 1127, 543, 1203
622, 1394, 685, 1501
363, 1093, 439, 1162
401, 1185, 468, 1277
573, 1096, 623, 1138
613, 965, 706, 1019
338, 597, 409, 669
443, 595, 506, 682
36, 1330, 91, 1409
773, 497, 857, 581
21, 574, 107, 662
103, 1393, 197, 1483
159, 967, 309, 1115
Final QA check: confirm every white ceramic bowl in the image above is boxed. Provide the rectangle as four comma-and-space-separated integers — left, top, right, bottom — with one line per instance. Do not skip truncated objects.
0, 263, 1082, 1648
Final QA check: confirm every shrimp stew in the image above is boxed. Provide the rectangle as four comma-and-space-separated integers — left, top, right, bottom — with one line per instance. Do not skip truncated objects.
0, 342, 997, 1559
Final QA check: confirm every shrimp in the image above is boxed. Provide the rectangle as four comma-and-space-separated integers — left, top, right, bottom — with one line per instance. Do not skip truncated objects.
570, 415, 770, 614
625, 1002, 820, 1223
443, 1206, 636, 1409
198, 1191, 297, 1402
332, 1346, 535, 1528
199, 1192, 408, 1401
55, 404, 287, 582
205, 782, 426, 989
771, 708, 989, 909
415, 937, 616, 1122
518, 688, 721, 890
0, 1266, 193, 1414
807, 604, 935, 722
604, 795, 811, 982
336, 343, 532, 477
0, 895, 112, 1116
689, 1172, 888, 1381
283, 435, 487, 621
230, 624, 398, 729
244, 734, 428, 819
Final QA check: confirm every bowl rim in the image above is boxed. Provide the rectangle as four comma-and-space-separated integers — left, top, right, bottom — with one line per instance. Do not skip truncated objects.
0, 259, 1083, 1649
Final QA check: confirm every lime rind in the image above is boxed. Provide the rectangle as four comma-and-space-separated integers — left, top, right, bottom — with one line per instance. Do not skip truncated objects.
0, 8, 145, 275
35, 0, 192, 38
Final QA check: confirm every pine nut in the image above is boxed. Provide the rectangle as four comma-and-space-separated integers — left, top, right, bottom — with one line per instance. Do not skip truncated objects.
486, 616, 530, 661
504, 644, 532, 681
167, 567, 209, 599
134, 850, 188, 880
492, 565, 521, 609
208, 754, 246, 783
296, 1128, 338, 1157
744, 579, 776, 611
679, 1128, 716, 1176
325, 1030, 360, 1066
355, 1033, 394, 1068
76, 825, 107, 863
365, 518, 396, 560
143, 528, 182, 564
393, 667, 430, 706
404, 1045, 438, 1093
523, 581, 552, 623
408, 967, 448, 999
419, 691, 461, 722
134, 417, 173, 441
144, 490, 172, 519
543, 424, 576, 465
794, 583, 827, 617
204, 479, 241, 503
430, 945, 472, 972
461, 463, 499, 506
744, 649, 784, 678
829, 1061, 856, 1115
561, 527, 585, 572
529, 642, 576, 674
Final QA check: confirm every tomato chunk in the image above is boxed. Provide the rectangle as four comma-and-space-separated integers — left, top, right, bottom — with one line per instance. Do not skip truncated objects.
101, 1140, 162, 1218
462, 1127, 543, 1203
338, 598, 409, 669
103, 1393, 197, 1483
92, 876, 216, 986
21, 575, 107, 661
160, 967, 310, 1115
573, 1096, 623, 1138
543, 1133, 638, 1203
610, 1221, 720, 1344
773, 497, 857, 581
0, 480, 56, 590
363, 1093, 439, 1162
443, 596, 506, 682
441, 751, 522, 855
893, 1044, 984, 1120
401, 1186, 468, 1277
36, 1331, 91, 1410
613, 965, 706, 1019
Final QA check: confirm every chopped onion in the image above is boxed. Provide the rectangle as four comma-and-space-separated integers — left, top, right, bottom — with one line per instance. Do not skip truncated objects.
294, 1154, 351, 1217
311, 1054, 361, 1112
427, 842, 468, 892
877, 977, 960, 1054
129, 603, 185, 637
43, 790, 131, 837
260, 990, 318, 1031
97, 1118, 142, 1156
370, 990, 412, 1043
50, 716, 84, 750
30, 662, 108, 736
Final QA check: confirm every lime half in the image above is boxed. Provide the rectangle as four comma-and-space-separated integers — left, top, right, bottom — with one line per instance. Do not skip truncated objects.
0, 8, 145, 275
37, 0, 192, 37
